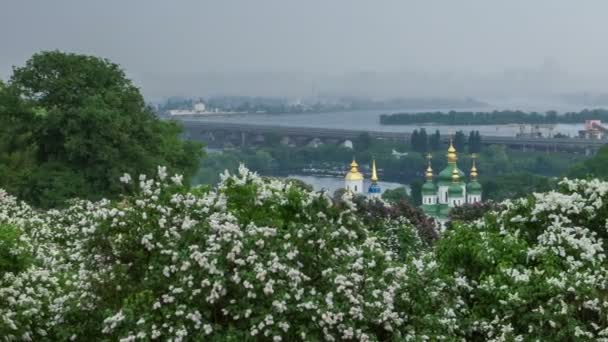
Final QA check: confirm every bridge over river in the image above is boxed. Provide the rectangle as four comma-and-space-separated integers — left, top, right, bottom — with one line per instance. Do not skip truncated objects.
178, 119, 606, 154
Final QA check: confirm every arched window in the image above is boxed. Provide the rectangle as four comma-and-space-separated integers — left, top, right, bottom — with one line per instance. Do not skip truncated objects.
354, 185, 357, 192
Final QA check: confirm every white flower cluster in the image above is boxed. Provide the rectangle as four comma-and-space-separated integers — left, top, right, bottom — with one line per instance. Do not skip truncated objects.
431, 178, 608, 340
0, 166, 422, 341
3, 171, 608, 340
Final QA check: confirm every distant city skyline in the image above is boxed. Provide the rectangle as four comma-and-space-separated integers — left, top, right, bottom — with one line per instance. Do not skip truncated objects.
2, 1, 608, 100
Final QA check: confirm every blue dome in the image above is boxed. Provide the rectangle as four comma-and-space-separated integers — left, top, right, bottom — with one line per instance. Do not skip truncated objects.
368, 183, 382, 194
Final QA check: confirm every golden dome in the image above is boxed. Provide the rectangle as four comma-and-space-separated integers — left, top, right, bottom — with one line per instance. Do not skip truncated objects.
425, 153, 433, 181
447, 139, 457, 164
371, 159, 379, 183
448, 141, 456, 153
470, 158, 478, 179
451, 167, 460, 183
345, 159, 364, 181
425, 165, 434, 181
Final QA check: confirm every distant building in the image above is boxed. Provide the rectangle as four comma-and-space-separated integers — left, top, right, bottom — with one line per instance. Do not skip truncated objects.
341, 140, 354, 149
579, 120, 607, 140
344, 159, 364, 194
169, 99, 210, 116
343, 158, 381, 198
194, 101, 206, 113
421, 141, 482, 229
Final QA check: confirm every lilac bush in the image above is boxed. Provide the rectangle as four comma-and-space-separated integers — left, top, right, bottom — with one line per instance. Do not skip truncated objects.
1, 168, 608, 340
0, 167, 423, 341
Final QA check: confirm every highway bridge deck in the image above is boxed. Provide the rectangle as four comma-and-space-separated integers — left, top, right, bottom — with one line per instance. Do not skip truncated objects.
178, 119, 606, 150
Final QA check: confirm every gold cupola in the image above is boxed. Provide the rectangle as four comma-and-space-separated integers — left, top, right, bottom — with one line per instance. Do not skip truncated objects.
447, 138, 458, 164
345, 159, 364, 181
425, 153, 434, 181
451, 166, 460, 183
470, 158, 478, 180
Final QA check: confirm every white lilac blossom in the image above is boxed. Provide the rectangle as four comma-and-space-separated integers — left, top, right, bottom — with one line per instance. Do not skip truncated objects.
0, 166, 422, 340
1, 171, 608, 340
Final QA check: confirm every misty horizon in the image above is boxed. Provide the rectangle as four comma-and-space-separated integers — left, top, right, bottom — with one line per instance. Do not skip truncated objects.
2, 1, 608, 102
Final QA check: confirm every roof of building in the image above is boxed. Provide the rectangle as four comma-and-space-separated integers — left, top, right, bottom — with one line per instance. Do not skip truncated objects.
449, 182, 464, 195
467, 180, 482, 193
438, 164, 465, 183
345, 159, 364, 181
422, 180, 437, 194
467, 158, 482, 194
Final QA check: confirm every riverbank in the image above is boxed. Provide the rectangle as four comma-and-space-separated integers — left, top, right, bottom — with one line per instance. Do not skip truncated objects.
287, 174, 408, 195
183, 108, 588, 137
380, 109, 608, 125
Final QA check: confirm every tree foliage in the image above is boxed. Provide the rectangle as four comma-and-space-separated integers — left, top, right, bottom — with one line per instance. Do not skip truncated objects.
381, 186, 411, 204
355, 132, 372, 152
410, 128, 428, 153
453, 130, 467, 151
569, 144, 608, 180
447, 201, 503, 228
429, 129, 441, 151
2, 169, 608, 340
0, 51, 203, 207
380, 109, 608, 125
467, 130, 482, 153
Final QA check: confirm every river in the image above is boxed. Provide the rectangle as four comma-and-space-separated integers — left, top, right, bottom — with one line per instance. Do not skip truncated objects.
205, 149, 409, 194
185, 106, 588, 137
287, 174, 408, 195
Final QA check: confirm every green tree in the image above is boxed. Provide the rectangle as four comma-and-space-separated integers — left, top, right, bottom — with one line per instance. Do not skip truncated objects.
355, 132, 372, 151
481, 172, 554, 201
0, 224, 32, 274
381, 186, 411, 204
410, 130, 419, 151
410, 129, 428, 153
569, 145, 608, 179
453, 130, 466, 151
410, 179, 423, 205
468, 130, 482, 153
419, 128, 428, 153
0, 51, 203, 207
245, 150, 273, 174
429, 130, 441, 151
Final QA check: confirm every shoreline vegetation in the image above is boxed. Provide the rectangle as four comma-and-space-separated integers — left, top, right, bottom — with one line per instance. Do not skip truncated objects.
161, 96, 488, 116
379, 108, 608, 125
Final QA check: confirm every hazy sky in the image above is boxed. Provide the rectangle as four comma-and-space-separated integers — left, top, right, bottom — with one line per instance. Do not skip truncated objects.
2, 1, 608, 99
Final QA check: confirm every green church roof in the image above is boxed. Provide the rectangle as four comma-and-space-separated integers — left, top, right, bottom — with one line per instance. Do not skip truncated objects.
448, 183, 464, 196
422, 181, 437, 194
467, 181, 482, 194
438, 164, 465, 183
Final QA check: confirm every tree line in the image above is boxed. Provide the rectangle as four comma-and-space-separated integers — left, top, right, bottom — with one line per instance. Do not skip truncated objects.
380, 109, 608, 125
410, 129, 482, 154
